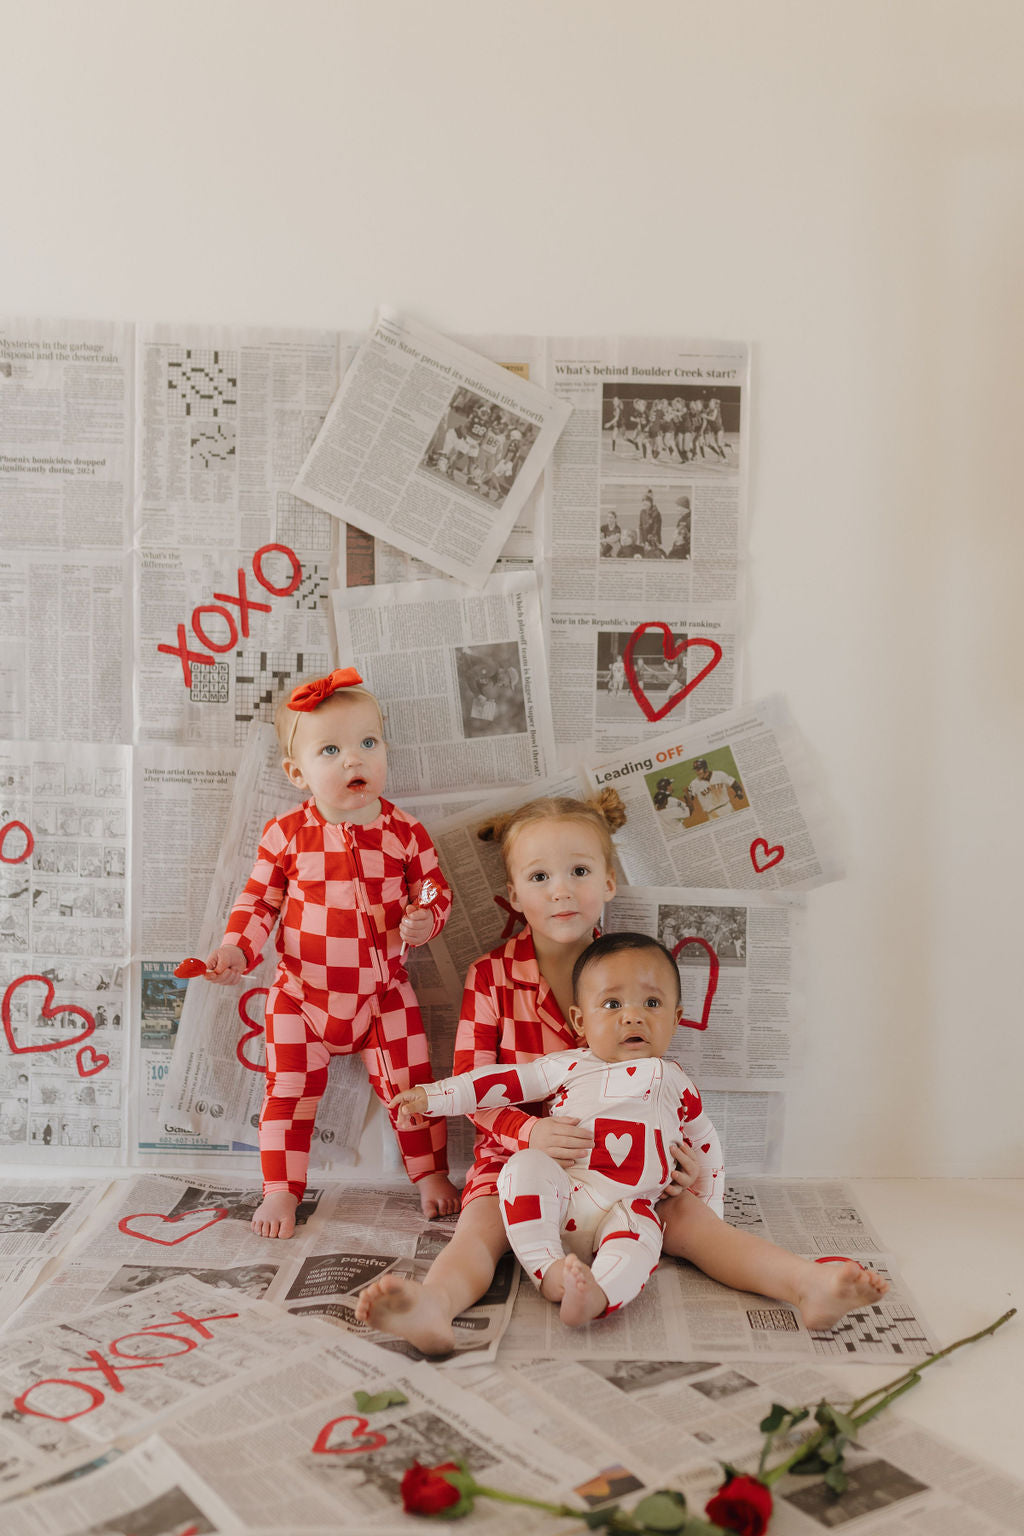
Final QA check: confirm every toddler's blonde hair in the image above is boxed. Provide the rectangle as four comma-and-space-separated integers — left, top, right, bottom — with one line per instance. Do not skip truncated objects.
273, 684, 384, 759
476, 789, 626, 875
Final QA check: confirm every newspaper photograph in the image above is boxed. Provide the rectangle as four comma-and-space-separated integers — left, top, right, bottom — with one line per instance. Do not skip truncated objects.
587, 696, 842, 891
0, 317, 135, 744
549, 602, 740, 763
332, 570, 556, 796
543, 335, 749, 613
158, 726, 370, 1160
293, 309, 571, 587
0, 741, 130, 1165
604, 886, 805, 1090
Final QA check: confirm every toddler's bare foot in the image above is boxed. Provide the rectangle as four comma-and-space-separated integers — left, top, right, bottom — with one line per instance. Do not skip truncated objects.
354, 1274, 456, 1355
251, 1190, 298, 1239
798, 1258, 889, 1330
418, 1172, 461, 1220
559, 1252, 608, 1327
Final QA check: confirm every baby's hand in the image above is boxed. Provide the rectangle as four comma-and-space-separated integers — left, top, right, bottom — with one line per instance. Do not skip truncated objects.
660, 1139, 701, 1197
399, 904, 434, 949
389, 1086, 430, 1127
204, 945, 247, 986
528, 1116, 594, 1169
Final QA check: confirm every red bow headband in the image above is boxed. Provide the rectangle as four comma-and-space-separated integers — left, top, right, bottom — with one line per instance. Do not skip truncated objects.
285, 668, 365, 756
287, 667, 364, 713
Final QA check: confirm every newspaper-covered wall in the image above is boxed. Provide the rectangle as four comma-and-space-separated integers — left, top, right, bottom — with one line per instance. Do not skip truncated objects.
294, 310, 571, 587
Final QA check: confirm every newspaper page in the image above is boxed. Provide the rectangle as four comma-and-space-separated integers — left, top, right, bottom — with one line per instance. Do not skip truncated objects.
340, 332, 546, 586
549, 602, 741, 763
159, 726, 370, 1161
587, 695, 842, 891
135, 322, 349, 745
0, 742, 130, 1165
293, 309, 571, 587
702, 1088, 785, 1175
0, 317, 134, 744
459, 1355, 1024, 1536
0, 1274, 337, 1503
332, 571, 556, 795
158, 1327, 595, 1535
604, 886, 805, 1090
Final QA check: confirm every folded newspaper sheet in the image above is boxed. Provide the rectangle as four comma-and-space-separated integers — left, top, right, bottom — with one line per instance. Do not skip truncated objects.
587, 695, 842, 891
332, 570, 556, 795
294, 309, 571, 587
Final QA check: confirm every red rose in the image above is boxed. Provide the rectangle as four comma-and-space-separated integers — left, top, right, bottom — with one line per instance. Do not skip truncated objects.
400, 1461, 464, 1517
705, 1474, 773, 1535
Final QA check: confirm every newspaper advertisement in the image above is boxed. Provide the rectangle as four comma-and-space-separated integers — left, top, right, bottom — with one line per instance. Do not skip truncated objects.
0, 1274, 336, 1503
2, 1434, 249, 1536
293, 309, 571, 588
0, 317, 134, 743
158, 1327, 594, 1535
604, 886, 805, 1090
0, 741, 130, 1164
587, 696, 842, 892
340, 332, 546, 587
460, 1354, 1024, 1536
332, 571, 557, 795
549, 602, 740, 763
158, 726, 370, 1161
135, 323, 351, 746
499, 1178, 935, 1366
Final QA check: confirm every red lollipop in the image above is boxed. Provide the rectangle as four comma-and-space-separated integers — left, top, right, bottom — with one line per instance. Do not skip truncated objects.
174, 957, 207, 978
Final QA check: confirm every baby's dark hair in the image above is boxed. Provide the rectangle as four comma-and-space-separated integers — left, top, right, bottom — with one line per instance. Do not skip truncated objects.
571, 931, 681, 1007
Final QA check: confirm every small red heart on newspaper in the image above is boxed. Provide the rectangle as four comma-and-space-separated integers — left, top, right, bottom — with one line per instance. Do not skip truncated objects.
236, 988, 268, 1073
670, 937, 720, 1031
749, 838, 785, 873
2, 974, 95, 1055
118, 1208, 229, 1245
623, 624, 723, 723
174, 957, 207, 978
76, 1044, 109, 1077
0, 819, 34, 864
312, 1415, 387, 1455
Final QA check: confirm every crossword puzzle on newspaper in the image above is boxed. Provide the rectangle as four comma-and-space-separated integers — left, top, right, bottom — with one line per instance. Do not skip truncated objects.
233, 648, 331, 742
166, 347, 239, 418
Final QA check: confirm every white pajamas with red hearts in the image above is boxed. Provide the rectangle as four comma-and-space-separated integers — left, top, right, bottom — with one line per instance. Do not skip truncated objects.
422, 1049, 723, 1314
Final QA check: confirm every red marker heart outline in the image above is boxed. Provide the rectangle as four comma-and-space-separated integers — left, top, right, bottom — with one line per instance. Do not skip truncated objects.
623, 624, 723, 723
76, 1044, 110, 1077
312, 1414, 388, 1455
2, 974, 95, 1055
236, 988, 268, 1073
749, 838, 785, 873
118, 1208, 229, 1245
0, 820, 34, 864
670, 937, 720, 1031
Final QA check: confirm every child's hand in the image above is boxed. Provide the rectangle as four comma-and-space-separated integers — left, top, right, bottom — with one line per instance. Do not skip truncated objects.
528, 1116, 594, 1169
204, 945, 247, 985
389, 1086, 430, 1127
660, 1139, 701, 1197
399, 904, 434, 949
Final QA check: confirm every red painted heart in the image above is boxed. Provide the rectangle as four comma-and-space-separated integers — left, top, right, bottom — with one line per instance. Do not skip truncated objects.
749, 837, 785, 873
236, 988, 268, 1073
0, 820, 34, 864
623, 624, 723, 723
2, 974, 95, 1055
76, 1044, 109, 1077
670, 937, 720, 1031
626, 1065, 636, 1075
312, 1415, 387, 1455
118, 1208, 229, 1245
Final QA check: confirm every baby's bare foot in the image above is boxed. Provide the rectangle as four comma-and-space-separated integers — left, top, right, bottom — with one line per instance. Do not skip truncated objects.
354, 1275, 456, 1355
251, 1191, 298, 1240
559, 1252, 608, 1328
799, 1258, 889, 1331
418, 1172, 461, 1220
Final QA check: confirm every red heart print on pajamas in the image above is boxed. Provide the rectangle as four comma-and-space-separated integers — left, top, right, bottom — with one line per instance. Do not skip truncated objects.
670, 936, 720, 1031
623, 623, 723, 723
2, 974, 95, 1055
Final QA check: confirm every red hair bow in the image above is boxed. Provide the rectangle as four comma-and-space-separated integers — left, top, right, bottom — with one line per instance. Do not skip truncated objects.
287, 667, 364, 712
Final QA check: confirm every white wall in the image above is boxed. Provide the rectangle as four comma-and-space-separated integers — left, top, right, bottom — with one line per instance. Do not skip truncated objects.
3, 0, 1022, 1176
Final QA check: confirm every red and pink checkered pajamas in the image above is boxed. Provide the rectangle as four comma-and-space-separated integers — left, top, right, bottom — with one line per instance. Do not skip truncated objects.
423, 1050, 724, 1312
222, 796, 451, 1198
